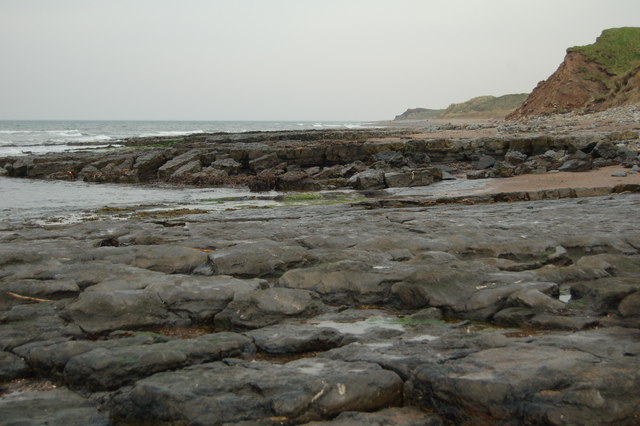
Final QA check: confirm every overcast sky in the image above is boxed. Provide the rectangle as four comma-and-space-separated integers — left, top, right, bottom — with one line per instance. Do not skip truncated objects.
1, 0, 639, 121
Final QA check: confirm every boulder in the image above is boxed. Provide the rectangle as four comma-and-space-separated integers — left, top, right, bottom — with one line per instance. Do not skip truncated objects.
405, 344, 612, 424
61, 290, 179, 334
279, 260, 412, 305
23, 333, 167, 375
372, 150, 407, 167
109, 358, 403, 424
472, 154, 496, 170
306, 407, 443, 425
505, 150, 528, 165
63, 332, 254, 390
0, 303, 77, 351
559, 158, 592, 172
384, 170, 435, 187
249, 153, 281, 171
347, 170, 386, 190
211, 158, 241, 174
507, 288, 565, 313
215, 287, 327, 330
0, 351, 30, 380
146, 275, 263, 322
0, 388, 110, 426
208, 241, 311, 277
169, 159, 201, 179
276, 171, 319, 191
157, 149, 203, 179
492, 161, 515, 177
133, 150, 167, 178
246, 324, 344, 354
132, 245, 210, 274
619, 291, 640, 317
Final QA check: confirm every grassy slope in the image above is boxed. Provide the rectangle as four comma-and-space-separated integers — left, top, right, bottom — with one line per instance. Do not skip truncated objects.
394, 108, 446, 120
440, 94, 529, 118
568, 27, 640, 76
394, 94, 528, 121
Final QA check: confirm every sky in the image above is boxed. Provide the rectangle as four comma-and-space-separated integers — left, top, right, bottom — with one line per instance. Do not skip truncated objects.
1, 0, 639, 121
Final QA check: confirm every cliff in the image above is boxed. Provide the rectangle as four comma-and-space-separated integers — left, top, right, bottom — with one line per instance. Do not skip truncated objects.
508, 27, 640, 119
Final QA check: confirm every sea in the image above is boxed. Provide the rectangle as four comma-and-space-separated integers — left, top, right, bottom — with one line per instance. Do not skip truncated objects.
0, 120, 376, 157
0, 120, 376, 222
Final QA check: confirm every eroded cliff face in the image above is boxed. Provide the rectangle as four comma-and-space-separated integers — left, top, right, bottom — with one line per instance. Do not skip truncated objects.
507, 51, 610, 120
509, 27, 640, 120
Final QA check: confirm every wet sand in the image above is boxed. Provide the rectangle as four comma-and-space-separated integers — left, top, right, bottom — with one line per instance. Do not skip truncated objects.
485, 166, 640, 193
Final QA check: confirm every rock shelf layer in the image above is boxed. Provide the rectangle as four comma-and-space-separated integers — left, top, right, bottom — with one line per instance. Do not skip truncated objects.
1, 120, 640, 424
1, 180, 640, 423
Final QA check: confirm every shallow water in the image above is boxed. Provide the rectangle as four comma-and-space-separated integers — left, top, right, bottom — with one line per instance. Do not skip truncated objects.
0, 177, 276, 221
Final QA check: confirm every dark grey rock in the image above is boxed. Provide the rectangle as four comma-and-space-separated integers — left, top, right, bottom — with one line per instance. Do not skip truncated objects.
147, 275, 263, 322
505, 150, 528, 165
559, 158, 592, 172
619, 291, 640, 317
211, 157, 241, 174
0, 388, 110, 426
372, 150, 407, 167
0, 278, 80, 299
110, 358, 403, 424
133, 150, 167, 178
216, 288, 327, 330
0, 303, 80, 351
507, 289, 566, 313
492, 161, 515, 177
473, 154, 496, 169
208, 240, 312, 277
249, 153, 281, 171
23, 333, 166, 375
304, 407, 443, 425
157, 148, 202, 179
347, 169, 386, 189
466, 169, 492, 179
280, 260, 413, 305
384, 170, 435, 187
0, 351, 29, 380
405, 343, 624, 425
63, 332, 254, 390
169, 159, 201, 179
246, 324, 344, 354
529, 314, 599, 330
61, 290, 179, 334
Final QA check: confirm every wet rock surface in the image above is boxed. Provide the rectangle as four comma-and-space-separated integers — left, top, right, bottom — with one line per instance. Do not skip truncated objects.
1, 191, 639, 424
1, 126, 640, 424
2, 125, 638, 192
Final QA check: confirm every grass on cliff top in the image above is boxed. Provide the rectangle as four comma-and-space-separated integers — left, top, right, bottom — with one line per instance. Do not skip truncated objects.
568, 27, 640, 76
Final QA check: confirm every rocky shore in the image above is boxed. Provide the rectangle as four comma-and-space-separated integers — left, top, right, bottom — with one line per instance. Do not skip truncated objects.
1, 112, 640, 424
2, 106, 639, 192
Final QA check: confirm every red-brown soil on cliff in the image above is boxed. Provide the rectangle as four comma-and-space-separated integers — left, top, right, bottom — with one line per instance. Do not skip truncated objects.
508, 28, 640, 120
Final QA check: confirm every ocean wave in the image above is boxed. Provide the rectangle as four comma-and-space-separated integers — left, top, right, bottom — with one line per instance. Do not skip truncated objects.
138, 130, 204, 137
0, 129, 83, 136
46, 130, 83, 137
0, 130, 35, 134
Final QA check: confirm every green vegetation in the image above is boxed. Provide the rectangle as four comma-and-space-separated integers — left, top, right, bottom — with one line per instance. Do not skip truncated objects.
568, 27, 640, 76
278, 192, 364, 206
281, 193, 324, 202
394, 93, 528, 121
439, 94, 529, 118
392, 317, 447, 326
394, 108, 446, 120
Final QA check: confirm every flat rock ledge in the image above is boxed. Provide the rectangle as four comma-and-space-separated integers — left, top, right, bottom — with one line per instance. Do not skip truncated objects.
1, 134, 640, 423
1, 127, 638, 191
